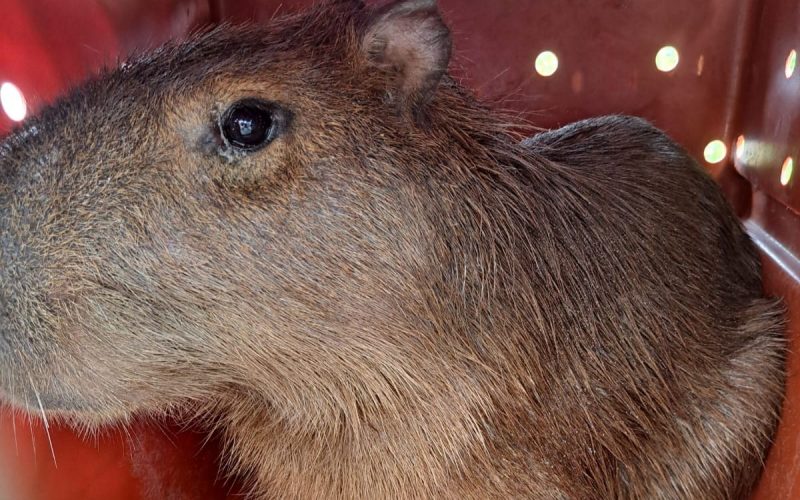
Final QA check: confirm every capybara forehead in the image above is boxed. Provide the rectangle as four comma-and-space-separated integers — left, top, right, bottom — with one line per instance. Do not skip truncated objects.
9, 5, 371, 151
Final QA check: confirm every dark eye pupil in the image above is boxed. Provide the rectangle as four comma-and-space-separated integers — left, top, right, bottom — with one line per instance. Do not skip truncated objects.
221, 100, 275, 150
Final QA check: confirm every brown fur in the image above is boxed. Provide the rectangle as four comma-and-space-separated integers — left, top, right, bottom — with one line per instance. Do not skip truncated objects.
0, 1, 786, 498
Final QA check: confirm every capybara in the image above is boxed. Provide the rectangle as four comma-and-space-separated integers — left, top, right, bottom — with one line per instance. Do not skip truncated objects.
0, 0, 786, 498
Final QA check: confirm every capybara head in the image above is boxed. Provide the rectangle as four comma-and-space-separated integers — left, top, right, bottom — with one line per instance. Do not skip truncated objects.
0, 0, 458, 419
0, 0, 786, 498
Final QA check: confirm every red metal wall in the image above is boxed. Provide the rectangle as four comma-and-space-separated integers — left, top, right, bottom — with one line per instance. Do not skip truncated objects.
0, 0, 798, 498
736, 1, 800, 498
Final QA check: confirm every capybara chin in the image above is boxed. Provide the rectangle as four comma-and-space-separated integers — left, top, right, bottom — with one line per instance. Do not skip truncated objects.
0, 0, 785, 498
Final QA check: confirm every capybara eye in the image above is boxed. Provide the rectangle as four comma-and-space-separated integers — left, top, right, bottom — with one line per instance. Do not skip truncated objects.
220, 99, 281, 151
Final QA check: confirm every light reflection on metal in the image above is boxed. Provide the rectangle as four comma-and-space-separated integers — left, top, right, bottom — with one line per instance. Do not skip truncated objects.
696, 55, 705, 76
786, 49, 797, 79
535, 51, 559, 77
733, 138, 783, 172
655, 46, 680, 72
570, 71, 584, 93
735, 135, 746, 160
703, 139, 727, 164
745, 220, 800, 284
781, 157, 794, 186
0, 82, 27, 122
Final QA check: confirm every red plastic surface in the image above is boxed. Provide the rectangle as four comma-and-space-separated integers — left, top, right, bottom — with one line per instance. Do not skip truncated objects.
0, 414, 236, 499
0, 0, 799, 498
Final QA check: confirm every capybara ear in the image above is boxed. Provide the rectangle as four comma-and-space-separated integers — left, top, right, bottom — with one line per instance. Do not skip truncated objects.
362, 0, 452, 122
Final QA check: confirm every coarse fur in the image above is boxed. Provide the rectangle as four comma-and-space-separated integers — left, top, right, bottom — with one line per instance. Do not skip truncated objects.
0, 0, 786, 498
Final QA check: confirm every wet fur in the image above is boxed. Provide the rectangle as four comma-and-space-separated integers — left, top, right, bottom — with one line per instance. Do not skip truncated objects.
0, 1, 785, 499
